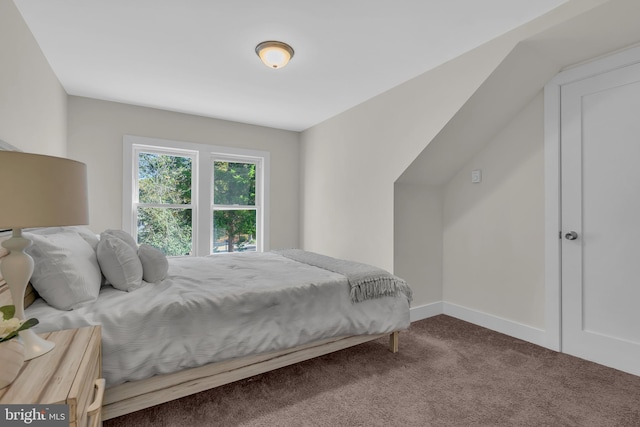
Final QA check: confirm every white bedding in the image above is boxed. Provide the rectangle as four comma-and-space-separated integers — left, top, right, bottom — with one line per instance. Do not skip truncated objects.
26, 251, 410, 387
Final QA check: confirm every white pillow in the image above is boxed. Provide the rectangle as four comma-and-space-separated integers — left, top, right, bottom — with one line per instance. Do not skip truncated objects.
97, 234, 143, 291
26, 226, 99, 251
68, 226, 100, 251
25, 230, 102, 310
138, 244, 169, 283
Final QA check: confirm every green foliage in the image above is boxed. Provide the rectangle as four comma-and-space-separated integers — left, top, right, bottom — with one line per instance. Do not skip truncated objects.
213, 162, 257, 252
213, 161, 255, 205
136, 154, 258, 255
138, 153, 191, 204
0, 305, 39, 343
137, 153, 193, 256
214, 210, 256, 252
138, 207, 193, 256
0, 305, 15, 320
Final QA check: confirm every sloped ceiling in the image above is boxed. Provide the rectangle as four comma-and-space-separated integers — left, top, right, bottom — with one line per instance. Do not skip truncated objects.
13, 0, 569, 131
396, 0, 640, 186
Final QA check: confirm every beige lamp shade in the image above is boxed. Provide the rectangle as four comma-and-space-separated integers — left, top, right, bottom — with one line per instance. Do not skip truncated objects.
0, 151, 88, 229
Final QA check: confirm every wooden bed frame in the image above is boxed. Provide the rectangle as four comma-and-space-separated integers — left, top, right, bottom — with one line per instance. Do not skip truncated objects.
0, 280, 401, 420
103, 330, 399, 419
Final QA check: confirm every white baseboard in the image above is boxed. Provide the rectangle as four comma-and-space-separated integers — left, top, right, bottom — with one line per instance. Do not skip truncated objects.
410, 302, 443, 322
442, 302, 548, 348
410, 300, 548, 348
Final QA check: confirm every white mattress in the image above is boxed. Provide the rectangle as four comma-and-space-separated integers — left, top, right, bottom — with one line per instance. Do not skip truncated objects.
26, 252, 410, 386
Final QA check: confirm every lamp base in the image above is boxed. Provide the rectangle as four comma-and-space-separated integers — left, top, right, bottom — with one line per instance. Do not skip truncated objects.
1, 229, 55, 360
20, 329, 55, 360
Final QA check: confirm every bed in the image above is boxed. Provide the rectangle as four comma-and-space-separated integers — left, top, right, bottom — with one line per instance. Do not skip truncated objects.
1, 227, 412, 420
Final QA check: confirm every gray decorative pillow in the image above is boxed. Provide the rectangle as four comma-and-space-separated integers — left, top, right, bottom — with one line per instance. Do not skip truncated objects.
25, 230, 102, 310
138, 244, 169, 283
101, 229, 138, 252
97, 234, 143, 291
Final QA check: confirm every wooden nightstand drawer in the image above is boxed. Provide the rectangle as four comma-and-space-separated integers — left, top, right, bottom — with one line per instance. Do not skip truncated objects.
0, 326, 104, 427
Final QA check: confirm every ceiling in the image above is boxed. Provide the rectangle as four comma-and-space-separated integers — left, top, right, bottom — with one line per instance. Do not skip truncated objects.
14, 0, 568, 132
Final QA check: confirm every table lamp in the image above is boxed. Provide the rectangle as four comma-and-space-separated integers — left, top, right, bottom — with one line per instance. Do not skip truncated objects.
0, 151, 88, 360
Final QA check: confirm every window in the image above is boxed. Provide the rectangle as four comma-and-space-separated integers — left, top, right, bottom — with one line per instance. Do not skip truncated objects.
123, 135, 269, 256
212, 159, 257, 253
136, 150, 194, 256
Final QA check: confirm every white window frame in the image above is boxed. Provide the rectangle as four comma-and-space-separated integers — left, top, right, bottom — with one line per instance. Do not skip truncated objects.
123, 135, 270, 256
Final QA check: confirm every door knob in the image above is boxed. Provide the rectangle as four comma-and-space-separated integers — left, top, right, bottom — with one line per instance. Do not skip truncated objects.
564, 231, 578, 240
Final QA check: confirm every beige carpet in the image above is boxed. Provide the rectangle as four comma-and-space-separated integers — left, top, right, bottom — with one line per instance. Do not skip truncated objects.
104, 315, 640, 426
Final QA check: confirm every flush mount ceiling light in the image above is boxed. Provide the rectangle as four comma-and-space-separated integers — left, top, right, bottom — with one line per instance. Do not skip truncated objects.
255, 41, 294, 69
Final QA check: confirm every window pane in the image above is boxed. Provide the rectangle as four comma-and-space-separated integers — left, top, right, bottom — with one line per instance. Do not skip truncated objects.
139, 152, 192, 204
213, 161, 255, 205
213, 210, 256, 253
138, 207, 192, 256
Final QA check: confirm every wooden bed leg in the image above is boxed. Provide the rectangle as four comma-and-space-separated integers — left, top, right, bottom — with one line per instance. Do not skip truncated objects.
389, 331, 399, 353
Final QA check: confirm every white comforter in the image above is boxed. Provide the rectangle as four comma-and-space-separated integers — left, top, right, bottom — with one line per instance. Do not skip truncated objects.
26, 252, 410, 386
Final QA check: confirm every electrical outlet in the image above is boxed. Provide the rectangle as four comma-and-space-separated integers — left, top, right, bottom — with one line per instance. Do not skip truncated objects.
471, 169, 482, 183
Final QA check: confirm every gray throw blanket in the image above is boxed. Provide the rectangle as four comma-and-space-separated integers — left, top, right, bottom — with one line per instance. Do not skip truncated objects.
275, 249, 413, 304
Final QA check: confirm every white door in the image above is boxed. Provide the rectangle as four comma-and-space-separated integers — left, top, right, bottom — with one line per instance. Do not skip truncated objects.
560, 61, 640, 376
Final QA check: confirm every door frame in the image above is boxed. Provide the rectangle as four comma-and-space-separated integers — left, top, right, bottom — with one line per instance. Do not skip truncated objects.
543, 44, 640, 352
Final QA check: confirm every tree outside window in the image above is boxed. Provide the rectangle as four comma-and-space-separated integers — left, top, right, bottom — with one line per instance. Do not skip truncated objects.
125, 135, 268, 256
137, 152, 193, 256
213, 161, 257, 253
122, 135, 269, 256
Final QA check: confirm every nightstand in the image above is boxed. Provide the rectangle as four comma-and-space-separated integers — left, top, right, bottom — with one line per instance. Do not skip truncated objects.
0, 326, 104, 427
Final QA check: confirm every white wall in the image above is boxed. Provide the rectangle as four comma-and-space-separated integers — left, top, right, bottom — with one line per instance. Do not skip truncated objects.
67, 96, 300, 251
0, 0, 66, 155
401, 0, 640, 336
394, 183, 443, 306
394, 0, 640, 343
300, 38, 516, 274
442, 93, 545, 329
299, 0, 604, 299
